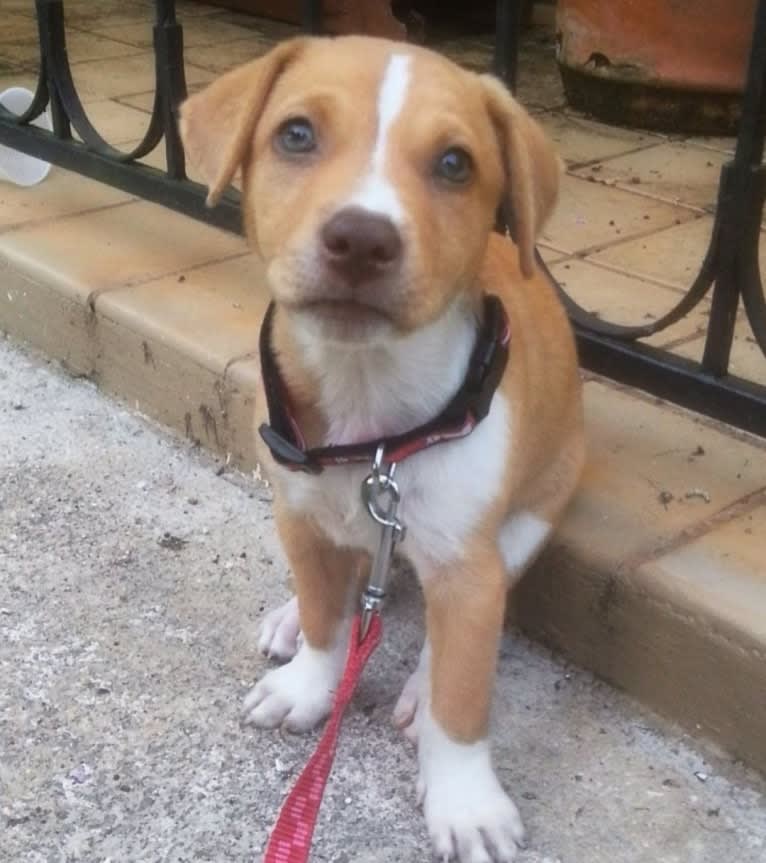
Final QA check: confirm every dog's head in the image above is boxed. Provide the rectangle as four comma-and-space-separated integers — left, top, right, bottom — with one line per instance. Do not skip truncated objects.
181, 37, 560, 341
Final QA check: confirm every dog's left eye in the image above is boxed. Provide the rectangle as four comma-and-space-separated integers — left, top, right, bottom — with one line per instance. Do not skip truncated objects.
275, 117, 317, 154
435, 147, 474, 184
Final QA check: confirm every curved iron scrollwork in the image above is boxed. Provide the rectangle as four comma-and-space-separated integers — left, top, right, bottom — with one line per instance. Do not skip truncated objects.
496, 0, 766, 435
0, 0, 242, 231
538, 0, 766, 364
0, 0, 764, 434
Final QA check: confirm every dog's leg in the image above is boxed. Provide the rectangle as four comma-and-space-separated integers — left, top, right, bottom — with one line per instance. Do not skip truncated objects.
242, 509, 359, 732
257, 595, 302, 661
417, 549, 525, 863
392, 638, 430, 742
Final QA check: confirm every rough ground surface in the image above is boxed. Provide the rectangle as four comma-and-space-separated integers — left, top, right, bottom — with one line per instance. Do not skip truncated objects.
1, 334, 765, 863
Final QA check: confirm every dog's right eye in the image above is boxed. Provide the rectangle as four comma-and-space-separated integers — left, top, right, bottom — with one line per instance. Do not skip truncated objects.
275, 117, 317, 155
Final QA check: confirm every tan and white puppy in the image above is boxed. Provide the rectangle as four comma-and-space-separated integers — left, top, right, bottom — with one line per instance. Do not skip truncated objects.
181, 36, 584, 863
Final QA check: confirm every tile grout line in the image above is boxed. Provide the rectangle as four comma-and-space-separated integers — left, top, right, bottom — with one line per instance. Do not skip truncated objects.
64, 23, 267, 54
0, 198, 137, 237
86, 249, 253, 313
617, 486, 766, 573
565, 141, 665, 172
551, 254, 701, 296
551, 211, 706, 261
564, 169, 709, 215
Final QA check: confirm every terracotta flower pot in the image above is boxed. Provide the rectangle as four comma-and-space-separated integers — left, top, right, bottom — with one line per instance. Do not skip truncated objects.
556, 0, 757, 133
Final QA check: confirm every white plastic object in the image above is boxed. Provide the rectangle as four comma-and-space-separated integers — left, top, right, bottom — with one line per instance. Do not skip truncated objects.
0, 86, 52, 186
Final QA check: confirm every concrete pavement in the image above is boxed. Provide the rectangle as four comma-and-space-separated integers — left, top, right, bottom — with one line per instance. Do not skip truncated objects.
2, 335, 765, 862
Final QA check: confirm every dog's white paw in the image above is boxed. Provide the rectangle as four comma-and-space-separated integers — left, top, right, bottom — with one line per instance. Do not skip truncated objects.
392, 641, 430, 743
257, 596, 302, 661
418, 708, 526, 863
242, 641, 344, 733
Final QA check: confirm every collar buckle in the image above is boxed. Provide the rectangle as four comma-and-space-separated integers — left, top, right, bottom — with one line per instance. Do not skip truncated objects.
258, 424, 322, 474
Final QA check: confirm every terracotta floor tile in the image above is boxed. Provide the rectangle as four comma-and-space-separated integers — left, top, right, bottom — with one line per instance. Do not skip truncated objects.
541, 175, 695, 255
89, 15, 256, 49
728, 321, 766, 383
0, 71, 39, 93
58, 4, 157, 26
548, 259, 710, 347
97, 254, 269, 376
640, 505, 766, 644
591, 216, 766, 290
116, 81, 208, 114
208, 10, 298, 39
0, 167, 131, 232
2, 30, 142, 67
0, 0, 39, 14
0, 199, 246, 297
187, 35, 273, 74
435, 35, 493, 73
537, 113, 656, 168
115, 90, 158, 113
538, 244, 568, 266
0, 58, 24, 78
175, 0, 225, 16
0, 13, 40, 43
0, 44, 41, 72
559, 380, 766, 563
572, 142, 728, 210
685, 134, 737, 155
71, 99, 158, 147
67, 53, 212, 101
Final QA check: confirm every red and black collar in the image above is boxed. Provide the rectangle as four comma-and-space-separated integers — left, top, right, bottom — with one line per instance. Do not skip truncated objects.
258, 295, 511, 474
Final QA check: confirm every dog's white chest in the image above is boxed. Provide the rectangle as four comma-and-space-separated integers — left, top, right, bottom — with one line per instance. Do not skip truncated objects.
276, 393, 510, 572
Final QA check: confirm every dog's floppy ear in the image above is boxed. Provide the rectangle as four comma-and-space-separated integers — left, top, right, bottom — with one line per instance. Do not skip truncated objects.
479, 75, 562, 278
180, 38, 306, 206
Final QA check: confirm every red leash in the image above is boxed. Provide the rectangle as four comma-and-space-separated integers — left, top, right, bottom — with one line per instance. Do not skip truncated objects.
262, 614, 383, 863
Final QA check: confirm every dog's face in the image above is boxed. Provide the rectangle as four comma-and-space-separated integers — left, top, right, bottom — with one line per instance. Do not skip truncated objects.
181, 37, 560, 341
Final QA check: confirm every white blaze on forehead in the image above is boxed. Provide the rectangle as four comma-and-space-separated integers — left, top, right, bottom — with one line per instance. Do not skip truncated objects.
350, 53, 411, 223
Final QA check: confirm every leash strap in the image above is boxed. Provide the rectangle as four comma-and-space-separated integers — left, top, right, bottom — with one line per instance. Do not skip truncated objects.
262, 614, 383, 863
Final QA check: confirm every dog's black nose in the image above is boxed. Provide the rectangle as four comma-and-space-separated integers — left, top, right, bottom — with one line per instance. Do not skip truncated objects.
320, 207, 402, 283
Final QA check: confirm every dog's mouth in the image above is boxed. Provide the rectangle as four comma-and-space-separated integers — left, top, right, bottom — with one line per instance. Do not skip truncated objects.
288, 296, 396, 342
299, 297, 393, 325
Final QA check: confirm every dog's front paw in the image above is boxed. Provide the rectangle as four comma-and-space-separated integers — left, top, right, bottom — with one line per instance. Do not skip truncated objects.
242, 642, 342, 733
257, 595, 302, 661
422, 774, 525, 863
418, 711, 526, 862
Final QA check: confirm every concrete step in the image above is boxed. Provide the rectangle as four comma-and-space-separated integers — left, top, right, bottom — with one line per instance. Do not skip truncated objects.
1, 169, 765, 779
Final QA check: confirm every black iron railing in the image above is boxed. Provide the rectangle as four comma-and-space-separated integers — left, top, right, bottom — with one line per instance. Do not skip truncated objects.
1, 0, 765, 435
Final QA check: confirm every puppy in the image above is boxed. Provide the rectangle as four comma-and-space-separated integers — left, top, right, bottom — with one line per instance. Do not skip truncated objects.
181, 35, 584, 863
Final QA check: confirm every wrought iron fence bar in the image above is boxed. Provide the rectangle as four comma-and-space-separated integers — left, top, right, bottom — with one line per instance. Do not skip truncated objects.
731, 0, 766, 170
303, 0, 322, 34
739, 167, 766, 356
700, 0, 766, 376
38, 1, 70, 140
0, 119, 242, 233
494, 0, 521, 90
155, 2, 188, 180
577, 330, 766, 438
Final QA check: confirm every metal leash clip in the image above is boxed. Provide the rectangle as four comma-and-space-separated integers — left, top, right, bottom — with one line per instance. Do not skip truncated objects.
359, 444, 406, 642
